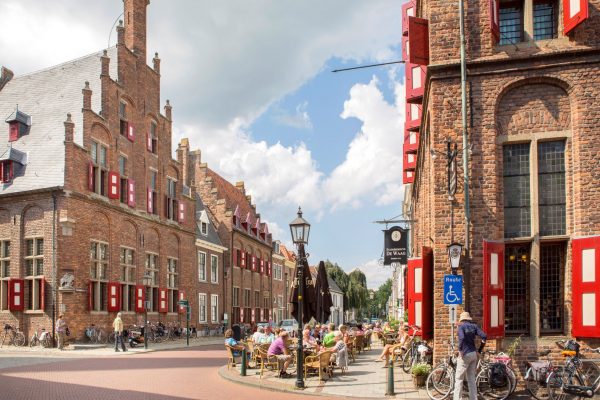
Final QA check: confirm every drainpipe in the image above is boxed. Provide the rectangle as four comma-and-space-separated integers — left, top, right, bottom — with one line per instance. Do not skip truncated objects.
459, 0, 471, 311
51, 192, 58, 347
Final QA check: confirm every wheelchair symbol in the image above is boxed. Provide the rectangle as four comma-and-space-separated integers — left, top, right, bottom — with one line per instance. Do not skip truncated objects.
445, 285, 459, 303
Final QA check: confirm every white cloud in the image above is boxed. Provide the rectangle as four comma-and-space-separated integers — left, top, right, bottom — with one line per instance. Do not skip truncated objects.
272, 101, 313, 130
322, 76, 405, 211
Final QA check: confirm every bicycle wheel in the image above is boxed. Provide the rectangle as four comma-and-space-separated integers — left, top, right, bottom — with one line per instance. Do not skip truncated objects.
402, 349, 414, 373
426, 363, 453, 400
97, 329, 108, 344
525, 366, 550, 400
14, 332, 26, 347
108, 332, 116, 344
29, 336, 38, 347
547, 368, 582, 400
476, 366, 511, 399
507, 364, 517, 394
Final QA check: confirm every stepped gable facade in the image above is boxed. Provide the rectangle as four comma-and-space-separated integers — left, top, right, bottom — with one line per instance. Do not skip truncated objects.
0, 0, 195, 340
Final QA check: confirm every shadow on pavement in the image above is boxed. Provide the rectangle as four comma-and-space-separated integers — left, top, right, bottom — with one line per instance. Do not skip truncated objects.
0, 375, 194, 400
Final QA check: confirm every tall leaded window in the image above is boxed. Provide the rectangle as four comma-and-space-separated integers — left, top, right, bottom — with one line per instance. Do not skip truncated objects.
25, 238, 44, 311
198, 251, 207, 281
90, 241, 108, 311
90, 140, 108, 196
167, 257, 178, 313
210, 255, 218, 284
145, 253, 159, 312
538, 141, 566, 236
533, 0, 557, 40
198, 293, 207, 323
505, 244, 530, 334
503, 144, 531, 238
211, 294, 218, 323
540, 242, 565, 333
499, 0, 523, 45
120, 247, 135, 312
0, 240, 9, 311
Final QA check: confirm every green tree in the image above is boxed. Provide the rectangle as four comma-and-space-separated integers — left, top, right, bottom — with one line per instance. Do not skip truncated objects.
325, 260, 349, 310
347, 269, 369, 319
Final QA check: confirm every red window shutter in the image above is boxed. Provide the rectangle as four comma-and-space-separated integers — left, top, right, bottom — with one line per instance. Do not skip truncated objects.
572, 236, 600, 338
402, 35, 410, 62
179, 291, 186, 314
127, 179, 136, 207
40, 277, 45, 311
135, 284, 146, 313
259, 258, 264, 274
421, 247, 434, 340
233, 249, 238, 268
108, 171, 120, 199
147, 187, 153, 213
107, 282, 120, 312
251, 309, 255, 323
241, 251, 246, 268
88, 161, 94, 191
401, 1, 416, 36
159, 288, 168, 313
252, 255, 257, 272
406, 64, 426, 103
490, 0, 500, 43
483, 240, 505, 339
9, 122, 19, 142
407, 257, 421, 331
408, 17, 429, 65
564, 0, 589, 35
178, 202, 185, 223
147, 131, 153, 151
267, 262, 272, 277
127, 122, 135, 142
9, 278, 25, 311
88, 281, 93, 311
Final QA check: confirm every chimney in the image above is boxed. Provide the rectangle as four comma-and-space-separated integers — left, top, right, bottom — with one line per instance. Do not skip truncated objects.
82, 82, 92, 110
153, 52, 161, 74
0, 66, 14, 92
64, 114, 74, 143
177, 138, 190, 185
123, 0, 149, 62
235, 181, 245, 193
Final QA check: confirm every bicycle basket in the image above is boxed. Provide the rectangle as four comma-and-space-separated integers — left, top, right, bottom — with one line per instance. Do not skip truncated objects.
488, 362, 509, 388
529, 361, 550, 383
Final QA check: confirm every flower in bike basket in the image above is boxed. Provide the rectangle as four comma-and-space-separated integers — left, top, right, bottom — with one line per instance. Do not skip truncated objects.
488, 362, 508, 388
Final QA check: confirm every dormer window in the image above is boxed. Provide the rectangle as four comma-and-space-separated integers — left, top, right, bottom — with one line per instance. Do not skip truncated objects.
0, 161, 13, 183
233, 205, 241, 227
200, 222, 208, 235
0, 147, 26, 184
5, 109, 31, 142
147, 121, 158, 154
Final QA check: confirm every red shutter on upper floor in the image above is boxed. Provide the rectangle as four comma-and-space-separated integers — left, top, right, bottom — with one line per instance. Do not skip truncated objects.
572, 236, 600, 338
564, 0, 589, 35
241, 251, 246, 268
40, 277, 45, 311
9, 278, 24, 311
407, 257, 421, 331
252, 255, 257, 272
127, 179, 136, 207
233, 248, 238, 268
490, 0, 500, 43
401, 1, 416, 36
147, 187, 153, 213
178, 202, 185, 223
179, 291, 186, 314
8, 122, 19, 142
135, 285, 145, 313
408, 17, 429, 65
88, 161, 94, 191
107, 282, 121, 312
108, 171, 120, 199
483, 240, 505, 339
147, 132, 153, 151
402, 35, 410, 62
127, 123, 135, 142
260, 258, 264, 274
268, 262, 272, 277
88, 281, 93, 311
159, 288, 168, 313
406, 64, 426, 103
403, 169, 415, 184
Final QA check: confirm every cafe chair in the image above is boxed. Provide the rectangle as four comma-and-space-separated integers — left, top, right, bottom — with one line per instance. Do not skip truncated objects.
256, 346, 279, 378
364, 332, 372, 351
225, 345, 240, 370
304, 350, 333, 381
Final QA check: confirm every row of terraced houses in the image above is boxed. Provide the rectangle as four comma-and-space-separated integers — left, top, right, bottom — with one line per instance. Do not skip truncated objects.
0, 0, 299, 340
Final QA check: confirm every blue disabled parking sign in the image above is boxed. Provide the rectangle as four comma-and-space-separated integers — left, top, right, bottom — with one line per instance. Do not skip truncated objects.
443, 275, 463, 305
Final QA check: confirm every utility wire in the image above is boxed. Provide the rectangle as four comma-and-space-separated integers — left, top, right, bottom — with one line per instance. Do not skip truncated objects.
332, 60, 405, 73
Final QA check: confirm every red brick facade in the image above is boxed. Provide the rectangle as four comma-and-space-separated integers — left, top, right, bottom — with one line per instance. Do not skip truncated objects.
406, 0, 600, 364
0, 0, 195, 340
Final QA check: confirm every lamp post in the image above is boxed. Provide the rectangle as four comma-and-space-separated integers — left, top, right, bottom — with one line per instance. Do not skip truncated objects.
289, 206, 310, 390
142, 272, 152, 350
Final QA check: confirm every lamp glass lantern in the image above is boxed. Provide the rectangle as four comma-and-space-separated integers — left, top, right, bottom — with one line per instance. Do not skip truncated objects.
289, 207, 310, 246
448, 243, 463, 272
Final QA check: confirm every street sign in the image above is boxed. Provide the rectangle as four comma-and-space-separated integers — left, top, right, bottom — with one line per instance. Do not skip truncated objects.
449, 305, 458, 323
443, 274, 463, 305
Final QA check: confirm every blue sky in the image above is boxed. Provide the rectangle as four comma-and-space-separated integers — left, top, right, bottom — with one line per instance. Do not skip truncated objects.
0, 0, 407, 289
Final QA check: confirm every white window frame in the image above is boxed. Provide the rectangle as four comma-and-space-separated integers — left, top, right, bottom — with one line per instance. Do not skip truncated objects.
211, 294, 218, 323
198, 251, 207, 282
0, 240, 9, 311
210, 254, 218, 284
198, 293, 207, 323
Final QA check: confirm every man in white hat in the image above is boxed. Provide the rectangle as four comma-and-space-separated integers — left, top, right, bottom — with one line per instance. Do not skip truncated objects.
454, 311, 486, 400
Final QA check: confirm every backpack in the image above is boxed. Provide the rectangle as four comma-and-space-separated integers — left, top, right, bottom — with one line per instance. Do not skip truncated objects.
488, 362, 508, 388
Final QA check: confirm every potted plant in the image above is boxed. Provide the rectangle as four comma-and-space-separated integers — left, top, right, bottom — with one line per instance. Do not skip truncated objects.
411, 362, 431, 387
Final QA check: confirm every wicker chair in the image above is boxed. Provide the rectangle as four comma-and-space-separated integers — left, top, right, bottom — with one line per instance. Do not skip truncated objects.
390, 343, 405, 365
354, 335, 364, 354
225, 345, 240, 370
256, 346, 280, 378
364, 332, 372, 351
304, 351, 333, 381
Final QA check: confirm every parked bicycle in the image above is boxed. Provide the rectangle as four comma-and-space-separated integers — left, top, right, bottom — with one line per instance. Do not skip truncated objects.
547, 341, 600, 400
426, 345, 460, 400
84, 324, 107, 344
475, 350, 515, 399
1, 324, 26, 347
401, 325, 430, 372
29, 327, 53, 348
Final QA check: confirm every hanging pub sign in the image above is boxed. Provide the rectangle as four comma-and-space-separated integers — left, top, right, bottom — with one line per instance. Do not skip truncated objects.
384, 226, 408, 265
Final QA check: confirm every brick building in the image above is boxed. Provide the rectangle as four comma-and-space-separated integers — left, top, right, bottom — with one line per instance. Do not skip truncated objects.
279, 243, 297, 320
402, 0, 600, 360
0, 0, 195, 340
177, 140, 282, 328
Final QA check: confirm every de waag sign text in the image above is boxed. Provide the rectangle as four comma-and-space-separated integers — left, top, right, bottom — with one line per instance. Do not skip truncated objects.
384, 226, 408, 265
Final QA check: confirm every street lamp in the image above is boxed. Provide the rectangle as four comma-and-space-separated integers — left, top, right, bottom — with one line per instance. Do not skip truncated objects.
289, 206, 310, 390
447, 242, 463, 274
142, 271, 153, 350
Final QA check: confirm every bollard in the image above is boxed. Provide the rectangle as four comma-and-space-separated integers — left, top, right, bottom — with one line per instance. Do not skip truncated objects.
241, 348, 247, 376
385, 361, 395, 396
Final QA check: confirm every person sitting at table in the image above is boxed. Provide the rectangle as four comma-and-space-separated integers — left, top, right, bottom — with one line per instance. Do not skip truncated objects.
329, 332, 348, 371
312, 324, 321, 339
303, 325, 317, 347
338, 325, 352, 345
322, 327, 338, 348
224, 329, 249, 359
382, 321, 393, 334
260, 327, 276, 344
320, 324, 328, 340
268, 330, 293, 377
252, 326, 265, 343
355, 324, 365, 336
373, 322, 382, 333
